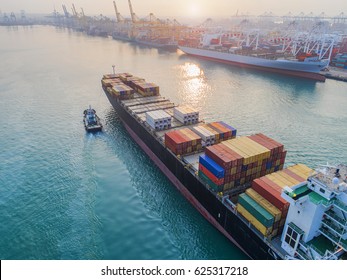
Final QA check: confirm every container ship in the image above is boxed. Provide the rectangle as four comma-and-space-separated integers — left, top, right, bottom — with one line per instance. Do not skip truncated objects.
101, 72, 347, 260
178, 34, 330, 81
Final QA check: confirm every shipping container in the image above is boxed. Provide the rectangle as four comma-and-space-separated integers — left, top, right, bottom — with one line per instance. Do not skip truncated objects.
199, 154, 225, 179
198, 170, 223, 192
236, 204, 273, 236
251, 178, 289, 212
199, 163, 224, 185
245, 188, 281, 222
238, 193, 274, 228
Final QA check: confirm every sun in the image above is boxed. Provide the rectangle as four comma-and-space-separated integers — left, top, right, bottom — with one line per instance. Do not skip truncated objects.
188, 3, 201, 17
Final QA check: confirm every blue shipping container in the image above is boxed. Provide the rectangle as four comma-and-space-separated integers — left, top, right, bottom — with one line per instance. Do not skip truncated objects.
218, 121, 237, 136
199, 154, 225, 178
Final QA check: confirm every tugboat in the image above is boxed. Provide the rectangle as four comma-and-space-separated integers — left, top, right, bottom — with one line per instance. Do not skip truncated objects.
83, 106, 103, 132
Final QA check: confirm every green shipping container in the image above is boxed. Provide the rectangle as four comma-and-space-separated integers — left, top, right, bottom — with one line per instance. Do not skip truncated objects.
198, 171, 223, 192
238, 193, 274, 227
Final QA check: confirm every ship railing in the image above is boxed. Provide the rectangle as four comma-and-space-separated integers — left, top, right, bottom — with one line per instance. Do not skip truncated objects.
321, 219, 345, 236
223, 197, 236, 213
325, 209, 347, 226
319, 227, 347, 251
333, 199, 347, 214
295, 248, 310, 260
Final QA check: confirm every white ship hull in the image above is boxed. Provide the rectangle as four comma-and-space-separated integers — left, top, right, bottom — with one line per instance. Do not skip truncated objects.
179, 46, 329, 81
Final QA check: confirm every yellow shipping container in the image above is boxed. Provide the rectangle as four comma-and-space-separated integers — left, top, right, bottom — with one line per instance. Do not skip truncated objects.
241, 137, 271, 159
293, 164, 314, 178
233, 138, 256, 161
222, 140, 248, 161
271, 173, 295, 187
287, 165, 309, 180
265, 174, 285, 188
246, 189, 282, 222
237, 204, 273, 236
277, 171, 300, 185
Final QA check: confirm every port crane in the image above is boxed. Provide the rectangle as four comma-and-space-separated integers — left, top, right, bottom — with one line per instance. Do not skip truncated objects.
128, 0, 139, 23
10, 12, 16, 22
71, 4, 78, 17
62, 4, 70, 18
113, 1, 124, 23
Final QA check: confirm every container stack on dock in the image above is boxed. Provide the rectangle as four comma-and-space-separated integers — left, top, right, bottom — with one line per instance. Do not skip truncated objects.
146, 110, 172, 130
330, 53, 347, 69
237, 163, 313, 238
199, 134, 286, 192
165, 128, 202, 155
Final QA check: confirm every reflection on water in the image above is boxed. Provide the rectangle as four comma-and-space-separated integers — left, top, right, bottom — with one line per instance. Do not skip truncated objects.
177, 62, 211, 109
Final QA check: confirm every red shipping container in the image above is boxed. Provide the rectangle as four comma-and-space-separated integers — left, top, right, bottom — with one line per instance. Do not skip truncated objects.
260, 177, 283, 193
251, 179, 289, 212
199, 163, 224, 185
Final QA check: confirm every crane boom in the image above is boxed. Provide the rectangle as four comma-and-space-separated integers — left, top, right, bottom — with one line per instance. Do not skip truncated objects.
72, 4, 78, 17
113, 1, 123, 22
62, 4, 69, 17
128, 0, 136, 22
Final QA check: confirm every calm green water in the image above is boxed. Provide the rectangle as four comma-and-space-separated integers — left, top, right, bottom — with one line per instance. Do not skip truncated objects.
0, 26, 346, 260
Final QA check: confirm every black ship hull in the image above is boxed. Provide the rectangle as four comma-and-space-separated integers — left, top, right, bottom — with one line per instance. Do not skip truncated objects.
103, 88, 279, 260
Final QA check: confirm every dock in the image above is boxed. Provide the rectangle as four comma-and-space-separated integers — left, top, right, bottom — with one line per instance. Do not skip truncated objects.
321, 67, 347, 82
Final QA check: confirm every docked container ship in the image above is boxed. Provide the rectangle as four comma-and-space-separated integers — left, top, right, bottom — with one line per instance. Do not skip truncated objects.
178, 35, 329, 81
102, 72, 347, 260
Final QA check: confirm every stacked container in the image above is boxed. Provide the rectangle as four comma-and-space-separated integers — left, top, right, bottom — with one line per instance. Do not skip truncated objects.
200, 134, 287, 192
101, 78, 123, 88
192, 125, 217, 146
132, 81, 160, 97
118, 73, 133, 82
237, 193, 275, 236
248, 163, 313, 238
330, 53, 347, 69
198, 154, 225, 192
192, 122, 236, 147
146, 110, 172, 130
165, 128, 202, 155
124, 76, 146, 88
209, 121, 237, 139
173, 105, 199, 125
110, 84, 134, 100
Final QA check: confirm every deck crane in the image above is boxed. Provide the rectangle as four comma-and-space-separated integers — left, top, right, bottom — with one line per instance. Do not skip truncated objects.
113, 1, 124, 23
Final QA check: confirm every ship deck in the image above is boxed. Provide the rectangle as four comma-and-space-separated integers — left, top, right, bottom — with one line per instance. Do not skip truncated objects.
104, 81, 295, 259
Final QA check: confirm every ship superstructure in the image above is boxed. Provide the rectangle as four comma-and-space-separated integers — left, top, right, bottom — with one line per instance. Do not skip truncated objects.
281, 165, 347, 259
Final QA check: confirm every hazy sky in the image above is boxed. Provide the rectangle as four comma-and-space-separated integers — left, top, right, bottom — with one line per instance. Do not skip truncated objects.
1, 0, 347, 19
